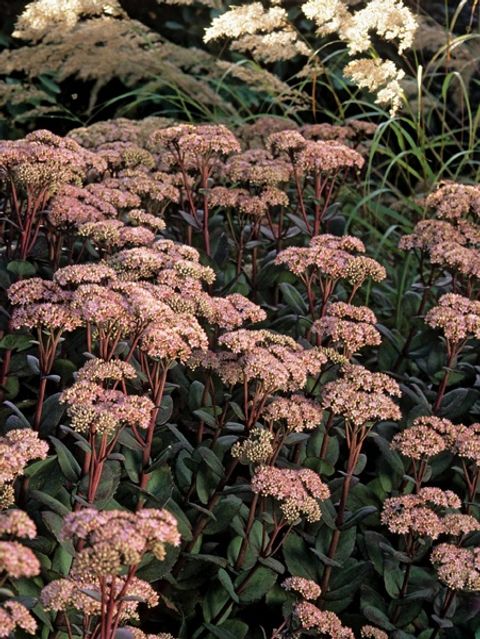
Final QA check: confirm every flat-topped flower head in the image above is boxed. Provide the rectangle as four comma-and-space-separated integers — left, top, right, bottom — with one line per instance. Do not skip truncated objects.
296, 139, 364, 173
41, 575, 158, 620
425, 181, 480, 220
282, 576, 321, 600
294, 602, 355, 639
69, 116, 173, 149
268, 129, 307, 155
300, 120, 378, 147
61, 380, 154, 436
61, 508, 180, 579
48, 185, 117, 229
322, 364, 401, 426
276, 234, 365, 282
111, 281, 183, 325
223, 149, 291, 185
72, 284, 132, 336
238, 117, 298, 148
235, 187, 289, 217
251, 466, 329, 523
7, 277, 64, 306
197, 293, 266, 330
399, 219, 465, 252
79, 219, 156, 251
0, 600, 37, 637
109, 243, 214, 285
231, 427, 274, 464
313, 302, 381, 356
343, 256, 386, 287
442, 513, 480, 536
431, 543, 480, 591
104, 171, 180, 207
208, 186, 249, 209
456, 219, 480, 245
177, 124, 241, 157
321, 301, 377, 325
361, 627, 388, 639
139, 311, 208, 365
219, 329, 296, 356
418, 487, 462, 509
391, 416, 457, 460
154, 239, 201, 263
152, 124, 240, 170
127, 209, 166, 232
0, 510, 36, 539
109, 247, 168, 280
218, 329, 327, 392
11, 302, 82, 333
382, 487, 461, 538
0, 130, 105, 193
382, 495, 443, 538
151, 124, 195, 148
173, 259, 215, 286
76, 358, 137, 384
96, 142, 156, 171
455, 423, 480, 465
0, 541, 40, 578
0, 429, 48, 487
429, 241, 480, 279
88, 180, 143, 209
263, 395, 324, 432
54, 263, 117, 288
425, 294, 480, 344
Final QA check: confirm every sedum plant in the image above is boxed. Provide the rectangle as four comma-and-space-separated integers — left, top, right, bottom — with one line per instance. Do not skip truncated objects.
0, 109, 479, 639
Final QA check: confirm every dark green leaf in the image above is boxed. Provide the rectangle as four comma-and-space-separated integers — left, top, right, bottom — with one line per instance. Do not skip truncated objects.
30, 491, 70, 516
279, 282, 307, 314
236, 567, 277, 603
7, 260, 36, 276
218, 568, 239, 603
341, 506, 377, 530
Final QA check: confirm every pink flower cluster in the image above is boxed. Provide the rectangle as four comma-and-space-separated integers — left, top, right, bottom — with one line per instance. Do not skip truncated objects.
313, 302, 381, 356
41, 574, 159, 619
322, 364, 401, 427
391, 416, 458, 460
282, 576, 321, 600
0, 601, 37, 637
400, 181, 480, 290
294, 602, 355, 639
216, 329, 328, 392
360, 626, 388, 639
61, 508, 180, 578
425, 294, 480, 345
263, 394, 324, 432
431, 543, 480, 591
0, 429, 48, 507
0, 507, 40, 637
381, 487, 464, 538
61, 361, 154, 437
276, 234, 366, 280
251, 466, 330, 523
